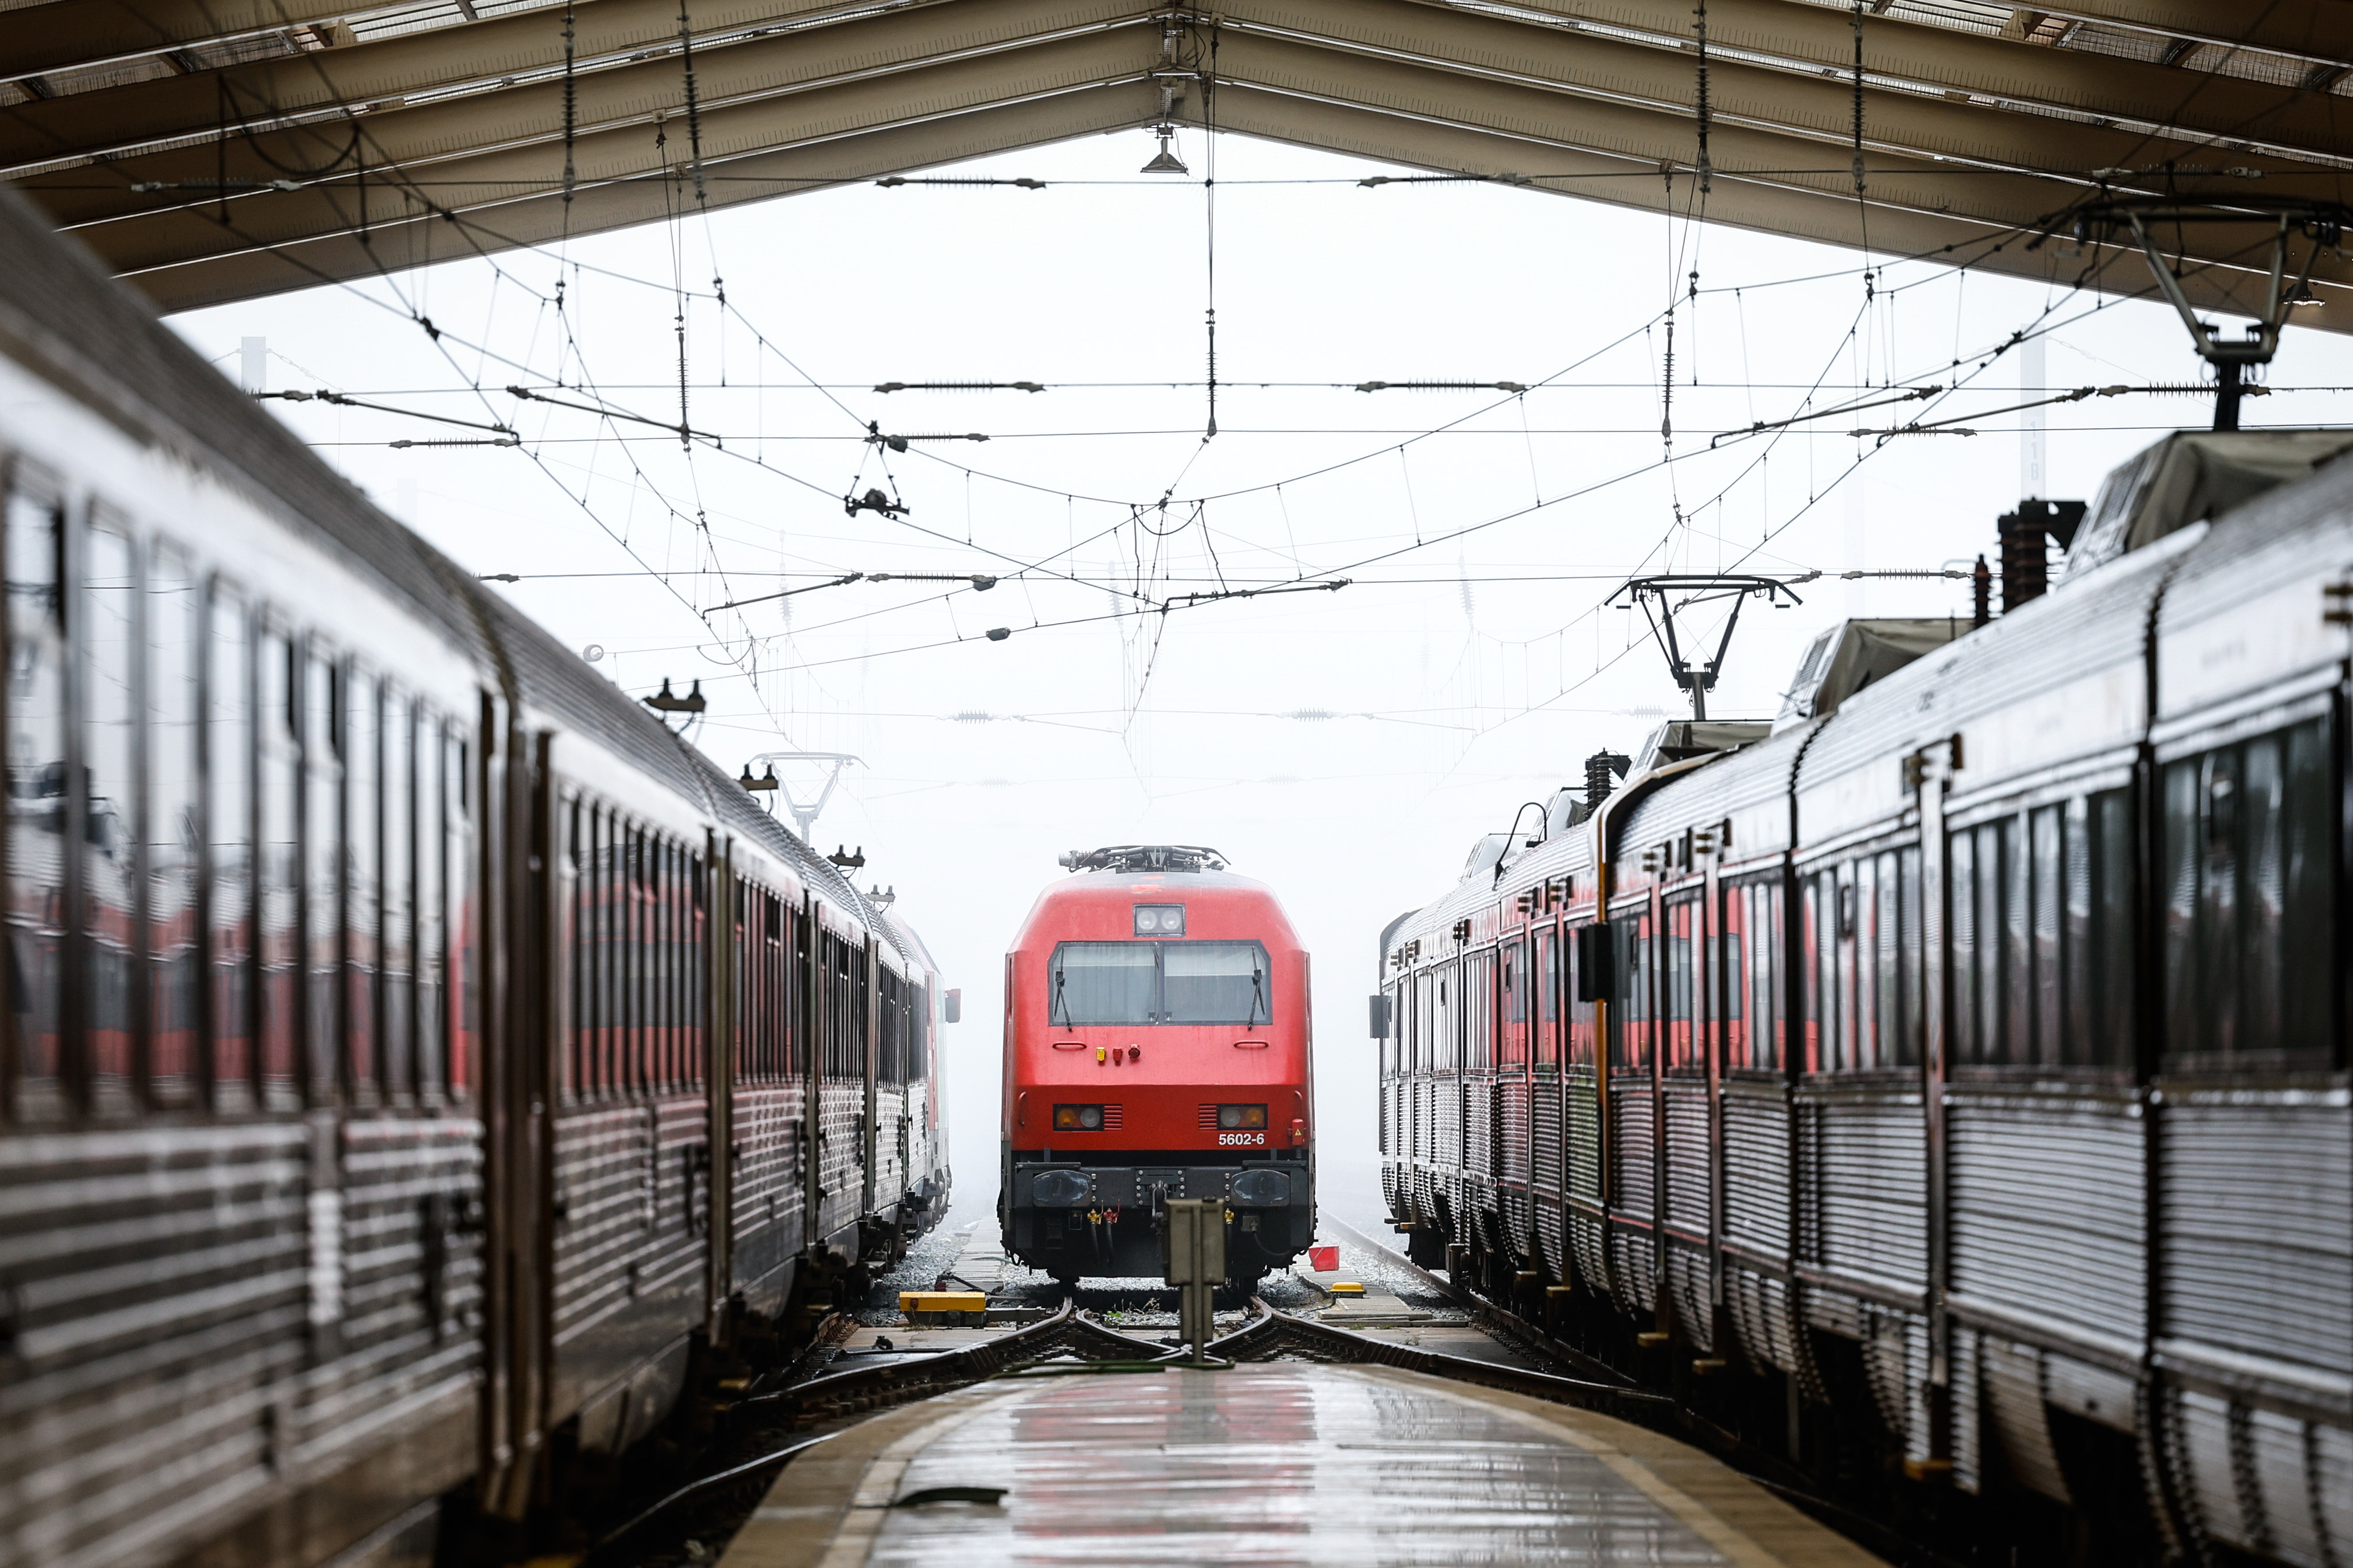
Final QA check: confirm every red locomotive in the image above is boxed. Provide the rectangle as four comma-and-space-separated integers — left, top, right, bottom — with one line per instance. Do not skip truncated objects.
1000, 845, 1314, 1285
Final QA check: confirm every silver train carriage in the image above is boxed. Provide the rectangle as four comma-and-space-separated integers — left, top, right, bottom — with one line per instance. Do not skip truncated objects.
0, 189, 951, 1568
1376, 431, 2353, 1566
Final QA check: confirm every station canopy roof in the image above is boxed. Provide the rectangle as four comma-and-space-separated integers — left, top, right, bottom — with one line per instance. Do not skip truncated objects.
7, 0, 2353, 323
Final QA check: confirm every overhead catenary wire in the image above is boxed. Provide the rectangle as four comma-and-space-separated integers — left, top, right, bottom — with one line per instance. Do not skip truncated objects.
177, 89, 2275, 727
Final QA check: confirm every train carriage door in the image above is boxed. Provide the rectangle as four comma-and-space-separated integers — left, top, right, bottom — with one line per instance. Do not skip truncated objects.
1907, 736, 1961, 1458
478, 701, 555, 1520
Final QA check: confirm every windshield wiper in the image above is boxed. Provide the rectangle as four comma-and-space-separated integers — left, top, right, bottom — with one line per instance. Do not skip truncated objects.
1249, 967, 1266, 1029
1052, 969, 1073, 1032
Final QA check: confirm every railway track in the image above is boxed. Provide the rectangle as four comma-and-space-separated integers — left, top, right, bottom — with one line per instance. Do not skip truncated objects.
593, 1232, 1957, 1568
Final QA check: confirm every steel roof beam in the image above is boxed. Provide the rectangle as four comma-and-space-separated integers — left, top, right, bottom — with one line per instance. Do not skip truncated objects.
1204, 29, 2353, 298
1467, 0, 2353, 162
60, 27, 1161, 272
17, 0, 2353, 181
1200, 82, 2353, 335
115, 82, 1158, 310
2029, 0, 2353, 65
21, 0, 1146, 223
63, 18, 2353, 312
119, 72, 2341, 338
0, 0, 975, 172
36, 0, 2323, 241
1218, 0, 2328, 185
8, 0, 399, 81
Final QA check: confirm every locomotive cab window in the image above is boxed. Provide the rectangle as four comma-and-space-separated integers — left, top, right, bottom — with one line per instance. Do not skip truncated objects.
1048, 940, 1272, 1026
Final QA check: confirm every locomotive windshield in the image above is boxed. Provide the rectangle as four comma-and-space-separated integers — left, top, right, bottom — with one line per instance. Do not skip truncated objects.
1049, 940, 1271, 1026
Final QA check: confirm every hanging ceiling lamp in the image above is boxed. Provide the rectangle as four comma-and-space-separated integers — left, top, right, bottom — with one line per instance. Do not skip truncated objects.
1141, 125, 1188, 175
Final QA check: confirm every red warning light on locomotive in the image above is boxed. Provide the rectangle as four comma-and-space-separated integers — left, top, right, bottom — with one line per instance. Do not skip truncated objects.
998, 845, 1315, 1286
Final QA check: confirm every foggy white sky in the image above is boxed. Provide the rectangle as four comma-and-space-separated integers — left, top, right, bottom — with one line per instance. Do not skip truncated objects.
165, 129, 2353, 1219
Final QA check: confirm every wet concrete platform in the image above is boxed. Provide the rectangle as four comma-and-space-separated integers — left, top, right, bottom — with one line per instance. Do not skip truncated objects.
719, 1361, 1885, 1567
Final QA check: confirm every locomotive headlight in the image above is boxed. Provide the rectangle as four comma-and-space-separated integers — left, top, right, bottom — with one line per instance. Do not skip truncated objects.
1134, 903, 1185, 936
1217, 1104, 1268, 1130
1054, 1103, 1105, 1131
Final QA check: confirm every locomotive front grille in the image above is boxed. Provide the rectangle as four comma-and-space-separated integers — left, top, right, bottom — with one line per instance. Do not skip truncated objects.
1198, 1104, 1221, 1130
1102, 1104, 1123, 1130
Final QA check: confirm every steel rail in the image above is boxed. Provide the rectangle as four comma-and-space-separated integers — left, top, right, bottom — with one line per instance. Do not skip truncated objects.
1224, 1296, 1677, 1413
735, 1298, 1169, 1421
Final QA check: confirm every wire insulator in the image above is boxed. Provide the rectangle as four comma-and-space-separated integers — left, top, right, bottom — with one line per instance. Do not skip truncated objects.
561, 5, 578, 209
1851, 0, 1867, 196
1694, 0, 1712, 195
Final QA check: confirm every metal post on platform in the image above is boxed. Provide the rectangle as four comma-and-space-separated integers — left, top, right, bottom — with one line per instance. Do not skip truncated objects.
1162, 1198, 1228, 1366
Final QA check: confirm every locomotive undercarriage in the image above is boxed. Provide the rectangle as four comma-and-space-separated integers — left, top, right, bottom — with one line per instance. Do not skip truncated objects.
1002, 1151, 1314, 1285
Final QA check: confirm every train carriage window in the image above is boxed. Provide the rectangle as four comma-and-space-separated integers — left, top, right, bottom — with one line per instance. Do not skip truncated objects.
1663, 897, 1699, 1073
430, 720, 469, 1102
1897, 846, 1922, 1067
1534, 928, 1559, 1069
2280, 723, 2331, 1061
656, 838, 675, 1090
1499, 940, 1527, 1070
729, 880, 746, 1086
1565, 925, 1597, 1067
1437, 964, 1458, 1073
2164, 718, 2336, 1074
1801, 875, 1827, 1074
345, 666, 379, 1103
565, 796, 585, 1102
649, 832, 668, 1089
1977, 820, 2007, 1065
1415, 969, 1432, 1073
576, 806, 598, 1096
1951, 828, 1979, 1063
206, 582, 252, 1108
2063, 798, 2094, 1066
1719, 888, 1747, 1070
304, 649, 341, 1102
781, 890, 800, 1073
414, 712, 445, 1104
688, 850, 705, 1086
256, 627, 300, 1106
729, 880, 748, 1085
596, 810, 618, 1093
381, 690, 414, 1103
4, 479, 66, 1120
146, 540, 200, 1109
2240, 738, 2285, 1055
631, 832, 649, 1090
1955, 794, 2136, 1074
1607, 911, 1648, 1069
1871, 853, 1898, 1067
1459, 950, 1484, 1072
1735, 879, 1781, 1072
2089, 789, 2135, 1070
2002, 811, 2034, 1069
82, 514, 138, 1110
2030, 805, 2064, 1066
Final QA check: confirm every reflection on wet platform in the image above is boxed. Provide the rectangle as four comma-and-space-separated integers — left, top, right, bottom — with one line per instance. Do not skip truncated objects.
725, 1362, 1885, 1568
